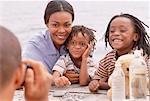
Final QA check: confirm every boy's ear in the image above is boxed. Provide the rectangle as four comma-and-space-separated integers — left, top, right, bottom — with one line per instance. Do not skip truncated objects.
66, 43, 69, 50
14, 63, 26, 89
133, 33, 139, 41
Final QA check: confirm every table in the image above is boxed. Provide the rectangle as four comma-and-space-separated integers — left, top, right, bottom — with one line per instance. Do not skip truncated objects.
13, 84, 150, 101
13, 84, 109, 101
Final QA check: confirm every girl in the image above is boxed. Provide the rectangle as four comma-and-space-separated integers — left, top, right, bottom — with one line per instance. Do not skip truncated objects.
22, 0, 74, 74
88, 13, 150, 92
52, 25, 97, 87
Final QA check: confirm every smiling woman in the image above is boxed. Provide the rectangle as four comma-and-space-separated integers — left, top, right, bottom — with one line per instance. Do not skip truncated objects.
22, 0, 74, 74
46, 11, 72, 49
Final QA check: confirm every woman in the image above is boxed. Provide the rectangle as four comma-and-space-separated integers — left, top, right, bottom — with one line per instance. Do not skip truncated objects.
23, 0, 74, 74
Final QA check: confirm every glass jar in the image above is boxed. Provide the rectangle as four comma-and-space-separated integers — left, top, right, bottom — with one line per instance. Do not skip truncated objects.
129, 50, 147, 100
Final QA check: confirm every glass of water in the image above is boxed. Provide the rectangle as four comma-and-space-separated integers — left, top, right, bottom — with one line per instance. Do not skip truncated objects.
147, 59, 150, 95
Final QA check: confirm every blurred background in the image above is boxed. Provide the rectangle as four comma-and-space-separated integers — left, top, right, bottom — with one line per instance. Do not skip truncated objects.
0, 0, 149, 62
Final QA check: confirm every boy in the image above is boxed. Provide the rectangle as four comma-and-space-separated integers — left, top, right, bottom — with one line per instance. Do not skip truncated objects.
0, 26, 52, 101
52, 25, 97, 87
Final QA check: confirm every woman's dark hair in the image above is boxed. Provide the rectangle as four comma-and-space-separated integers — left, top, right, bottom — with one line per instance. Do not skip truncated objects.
65, 25, 97, 53
104, 13, 150, 55
44, 0, 74, 24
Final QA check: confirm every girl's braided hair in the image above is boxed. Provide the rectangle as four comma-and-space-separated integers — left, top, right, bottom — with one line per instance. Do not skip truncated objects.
104, 13, 150, 56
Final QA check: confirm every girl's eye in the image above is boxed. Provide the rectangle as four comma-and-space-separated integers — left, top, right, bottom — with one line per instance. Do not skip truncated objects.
120, 29, 126, 33
110, 30, 115, 33
70, 41, 76, 46
80, 42, 86, 47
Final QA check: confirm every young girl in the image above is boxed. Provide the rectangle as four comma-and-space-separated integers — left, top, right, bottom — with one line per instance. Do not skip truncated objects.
52, 25, 97, 87
88, 13, 150, 92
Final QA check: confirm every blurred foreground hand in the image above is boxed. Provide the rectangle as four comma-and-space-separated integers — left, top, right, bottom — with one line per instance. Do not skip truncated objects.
23, 59, 52, 101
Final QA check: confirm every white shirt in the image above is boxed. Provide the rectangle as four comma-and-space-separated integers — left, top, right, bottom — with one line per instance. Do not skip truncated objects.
52, 53, 97, 78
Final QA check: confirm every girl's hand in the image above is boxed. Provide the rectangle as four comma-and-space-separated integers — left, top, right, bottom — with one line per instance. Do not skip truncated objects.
88, 80, 99, 92
54, 76, 71, 87
82, 44, 92, 59
64, 70, 79, 84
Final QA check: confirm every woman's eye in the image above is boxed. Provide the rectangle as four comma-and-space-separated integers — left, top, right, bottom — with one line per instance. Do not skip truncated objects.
65, 24, 71, 28
52, 24, 58, 27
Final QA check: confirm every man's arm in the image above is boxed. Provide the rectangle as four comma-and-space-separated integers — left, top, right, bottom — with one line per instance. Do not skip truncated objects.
23, 59, 52, 101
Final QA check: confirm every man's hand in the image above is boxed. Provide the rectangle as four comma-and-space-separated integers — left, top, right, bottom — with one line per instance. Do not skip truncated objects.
64, 70, 79, 84
23, 59, 52, 101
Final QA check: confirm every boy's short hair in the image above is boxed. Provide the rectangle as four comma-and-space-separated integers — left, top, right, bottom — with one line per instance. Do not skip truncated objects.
65, 25, 97, 53
0, 26, 21, 88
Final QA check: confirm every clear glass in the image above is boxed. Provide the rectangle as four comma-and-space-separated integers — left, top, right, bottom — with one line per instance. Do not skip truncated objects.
130, 73, 147, 99
112, 63, 125, 101
147, 59, 150, 96
129, 51, 147, 100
